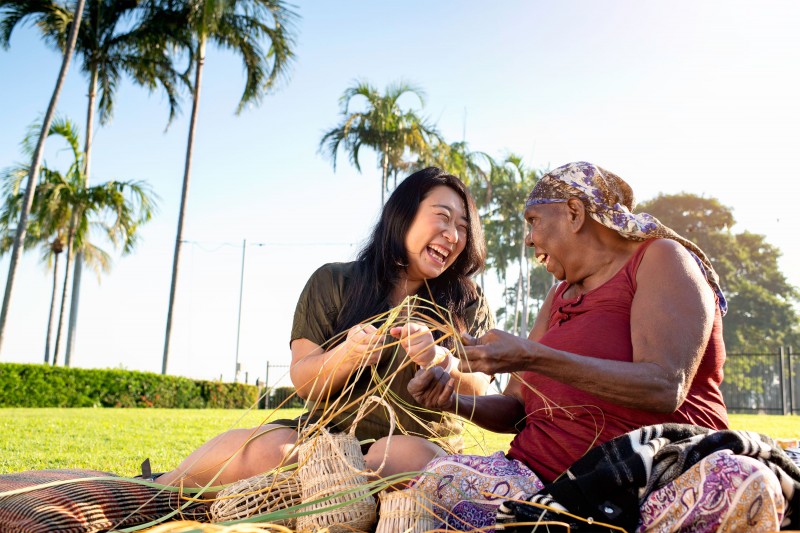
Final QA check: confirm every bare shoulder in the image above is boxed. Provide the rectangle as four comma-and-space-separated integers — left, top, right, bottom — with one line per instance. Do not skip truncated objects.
635, 238, 714, 308
638, 239, 704, 284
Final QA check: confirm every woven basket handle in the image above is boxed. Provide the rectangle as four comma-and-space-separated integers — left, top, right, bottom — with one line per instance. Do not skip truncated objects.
348, 395, 396, 437
349, 395, 396, 475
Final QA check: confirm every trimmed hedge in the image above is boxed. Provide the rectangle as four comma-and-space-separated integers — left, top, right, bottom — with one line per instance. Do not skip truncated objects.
268, 386, 304, 409
0, 363, 258, 408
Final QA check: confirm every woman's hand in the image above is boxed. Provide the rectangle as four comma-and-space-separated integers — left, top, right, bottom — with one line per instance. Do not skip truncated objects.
460, 329, 530, 374
390, 322, 436, 367
340, 323, 386, 368
407, 367, 456, 411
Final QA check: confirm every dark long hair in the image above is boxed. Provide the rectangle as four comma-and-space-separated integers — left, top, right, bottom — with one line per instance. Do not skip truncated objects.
335, 167, 486, 346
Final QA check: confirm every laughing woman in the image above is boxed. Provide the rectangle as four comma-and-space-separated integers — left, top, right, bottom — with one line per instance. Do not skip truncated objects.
155, 167, 494, 489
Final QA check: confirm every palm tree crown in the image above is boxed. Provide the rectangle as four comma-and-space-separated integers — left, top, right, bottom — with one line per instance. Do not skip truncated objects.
1, 0, 187, 126
0, 117, 158, 365
320, 80, 441, 204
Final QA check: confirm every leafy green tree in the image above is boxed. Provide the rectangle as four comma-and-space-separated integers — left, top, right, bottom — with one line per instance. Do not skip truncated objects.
0, 118, 158, 366
320, 80, 441, 205
0, 0, 86, 355
472, 155, 542, 334
160, 0, 297, 374
637, 193, 799, 352
413, 139, 492, 194
0, 0, 187, 360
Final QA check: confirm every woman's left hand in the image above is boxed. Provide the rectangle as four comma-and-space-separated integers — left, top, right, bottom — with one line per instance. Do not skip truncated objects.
390, 322, 436, 367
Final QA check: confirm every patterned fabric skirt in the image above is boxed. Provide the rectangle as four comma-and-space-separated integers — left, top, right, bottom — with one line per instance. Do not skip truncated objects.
638, 449, 786, 532
409, 451, 544, 531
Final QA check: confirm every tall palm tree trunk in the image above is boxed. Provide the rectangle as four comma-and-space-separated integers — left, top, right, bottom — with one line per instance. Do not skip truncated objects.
0, 0, 86, 354
381, 146, 389, 205
163, 35, 206, 375
44, 251, 60, 364
64, 65, 99, 366
53, 228, 75, 366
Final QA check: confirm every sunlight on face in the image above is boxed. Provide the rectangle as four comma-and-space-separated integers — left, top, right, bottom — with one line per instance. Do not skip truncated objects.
403, 185, 469, 287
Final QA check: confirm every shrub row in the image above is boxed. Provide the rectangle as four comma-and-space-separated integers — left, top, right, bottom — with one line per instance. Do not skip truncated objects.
0, 363, 258, 408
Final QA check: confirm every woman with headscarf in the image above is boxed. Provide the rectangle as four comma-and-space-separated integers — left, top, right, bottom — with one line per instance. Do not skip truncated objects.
400, 162, 793, 532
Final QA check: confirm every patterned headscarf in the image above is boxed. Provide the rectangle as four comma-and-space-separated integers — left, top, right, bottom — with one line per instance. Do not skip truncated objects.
525, 161, 727, 315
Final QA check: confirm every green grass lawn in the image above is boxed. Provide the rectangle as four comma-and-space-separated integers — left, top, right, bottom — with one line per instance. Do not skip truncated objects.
1, 408, 798, 475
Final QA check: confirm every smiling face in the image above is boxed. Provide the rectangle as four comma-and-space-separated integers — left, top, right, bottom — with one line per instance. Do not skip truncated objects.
524, 202, 570, 281
403, 185, 469, 287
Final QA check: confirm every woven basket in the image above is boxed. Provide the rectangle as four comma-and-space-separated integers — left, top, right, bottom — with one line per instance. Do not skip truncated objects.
375, 488, 437, 533
209, 470, 302, 526
294, 396, 395, 533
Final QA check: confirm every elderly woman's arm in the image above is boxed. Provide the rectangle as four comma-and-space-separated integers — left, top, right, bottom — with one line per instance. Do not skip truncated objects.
461, 239, 716, 413
408, 368, 527, 433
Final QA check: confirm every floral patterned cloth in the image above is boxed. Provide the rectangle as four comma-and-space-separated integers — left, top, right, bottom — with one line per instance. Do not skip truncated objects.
638, 449, 785, 532
409, 451, 544, 531
498, 424, 798, 532
525, 161, 727, 314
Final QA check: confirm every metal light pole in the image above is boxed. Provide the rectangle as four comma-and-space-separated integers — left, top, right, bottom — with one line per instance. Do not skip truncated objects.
234, 239, 246, 382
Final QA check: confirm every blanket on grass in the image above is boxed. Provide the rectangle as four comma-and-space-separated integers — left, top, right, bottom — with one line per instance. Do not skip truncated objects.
0, 468, 208, 533
498, 423, 800, 532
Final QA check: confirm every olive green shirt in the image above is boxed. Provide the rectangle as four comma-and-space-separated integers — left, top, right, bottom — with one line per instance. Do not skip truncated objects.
290, 261, 494, 451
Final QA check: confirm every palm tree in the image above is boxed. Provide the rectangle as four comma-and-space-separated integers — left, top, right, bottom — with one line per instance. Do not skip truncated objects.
320, 80, 441, 205
160, 0, 297, 375
479, 155, 540, 335
414, 139, 494, 204
0, 0, 189, 361
0, 117, 158, 365
0, 0, 85, 355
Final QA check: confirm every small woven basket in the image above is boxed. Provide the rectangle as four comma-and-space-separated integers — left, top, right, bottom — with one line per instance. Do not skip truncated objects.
295, 396, 395, 533
375, 488, 437, 533
209, 470, 302, 526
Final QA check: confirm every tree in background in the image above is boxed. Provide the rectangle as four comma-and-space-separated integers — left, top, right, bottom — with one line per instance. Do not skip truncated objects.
638, 193, 798, 353
0, 0, 86, 355
159, 0, 297, 375
320, 80, 441, 205
0, 117, 158, 366
471, 155, 543, 334
414, 143, 548, 332
0, 0, 188, 362
414, 139, 492, 196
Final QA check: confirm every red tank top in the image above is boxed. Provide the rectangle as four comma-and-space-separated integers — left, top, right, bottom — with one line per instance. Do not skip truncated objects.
506, 239, 728, 482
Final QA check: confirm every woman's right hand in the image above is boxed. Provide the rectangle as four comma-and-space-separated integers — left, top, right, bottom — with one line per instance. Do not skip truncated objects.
460, 329, 530, 375
339, 323, 386, 368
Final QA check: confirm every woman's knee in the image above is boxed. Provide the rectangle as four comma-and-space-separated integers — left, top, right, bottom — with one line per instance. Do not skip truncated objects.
242, 425, 298, 460
365, 435, 445, 476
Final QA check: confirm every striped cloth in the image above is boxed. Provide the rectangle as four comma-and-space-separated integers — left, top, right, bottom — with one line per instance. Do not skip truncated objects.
0, 469, 209, 532
497, 424, 800, 532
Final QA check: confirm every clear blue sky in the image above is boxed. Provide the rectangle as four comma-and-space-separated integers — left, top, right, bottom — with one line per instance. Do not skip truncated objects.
1, 1, 798, 386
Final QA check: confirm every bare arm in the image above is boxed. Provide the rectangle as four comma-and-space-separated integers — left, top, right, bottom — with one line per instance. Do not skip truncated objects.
461, 240, 716, 412
290, 324, 385, 401
407, 367, 526, 433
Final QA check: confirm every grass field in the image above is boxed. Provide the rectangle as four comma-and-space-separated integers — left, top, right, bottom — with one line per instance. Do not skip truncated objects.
1, 408, 798, 475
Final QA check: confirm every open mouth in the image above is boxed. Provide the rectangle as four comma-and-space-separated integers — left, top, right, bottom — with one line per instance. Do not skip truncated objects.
536, 253, 548, 265
426, 244, 451, 265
